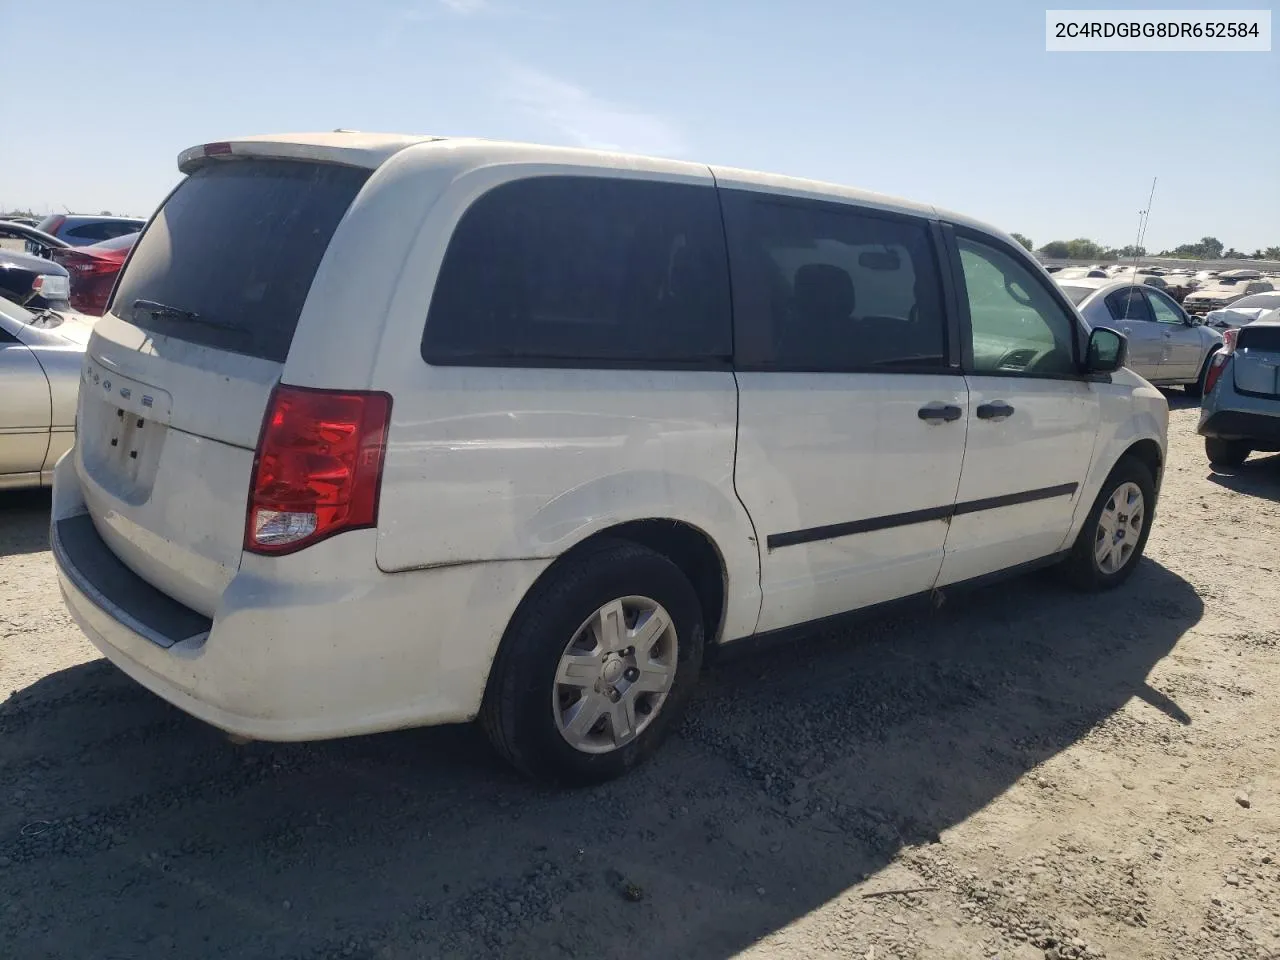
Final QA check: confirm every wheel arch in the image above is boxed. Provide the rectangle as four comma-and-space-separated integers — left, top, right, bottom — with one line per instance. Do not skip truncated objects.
527, 518, 729, 648
1121, 437, 1164, 491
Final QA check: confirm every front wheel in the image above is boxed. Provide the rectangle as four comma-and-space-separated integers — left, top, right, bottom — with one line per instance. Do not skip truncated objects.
1061, 456, 1155, 591
480, 540, 704, 785
1205, 437, 1251, 467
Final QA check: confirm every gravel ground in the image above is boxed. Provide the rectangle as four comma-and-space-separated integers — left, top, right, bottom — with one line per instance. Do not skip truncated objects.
1, 398, 1278, 960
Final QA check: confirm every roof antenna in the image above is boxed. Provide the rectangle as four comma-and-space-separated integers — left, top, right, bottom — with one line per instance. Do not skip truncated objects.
1132, 176, 1157, 276
1118, 176, 1157, 321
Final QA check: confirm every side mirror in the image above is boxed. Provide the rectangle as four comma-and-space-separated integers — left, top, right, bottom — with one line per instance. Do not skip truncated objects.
1086, 327, 1126, 374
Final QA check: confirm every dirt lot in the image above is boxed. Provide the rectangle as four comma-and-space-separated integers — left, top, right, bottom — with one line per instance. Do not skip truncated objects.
1, 399, 1278, 960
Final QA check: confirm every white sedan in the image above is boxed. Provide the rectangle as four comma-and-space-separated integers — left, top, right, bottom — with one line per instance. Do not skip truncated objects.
1203, 291, 1280, 329
0, 296, 94, 489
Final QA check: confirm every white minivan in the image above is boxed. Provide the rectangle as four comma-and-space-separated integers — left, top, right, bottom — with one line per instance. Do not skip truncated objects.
51, 133, 1168, 783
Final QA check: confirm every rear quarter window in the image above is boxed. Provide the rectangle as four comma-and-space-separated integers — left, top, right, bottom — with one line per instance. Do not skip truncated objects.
422, 176, 732, 367
111, 160, 370, 363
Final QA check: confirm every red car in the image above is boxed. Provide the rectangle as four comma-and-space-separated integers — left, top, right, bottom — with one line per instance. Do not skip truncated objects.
50, 231, 138, 315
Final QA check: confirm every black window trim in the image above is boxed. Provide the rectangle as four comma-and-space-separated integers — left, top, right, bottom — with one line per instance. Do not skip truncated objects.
944, 223, 1091, 382
723, 188, 960, 376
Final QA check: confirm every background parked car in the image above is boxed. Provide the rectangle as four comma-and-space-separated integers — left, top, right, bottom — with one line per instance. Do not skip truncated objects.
33, 214, 145, 249
1203, 291, 1280, 329
0, 221, 71, 310
49, 231, 138, 315
1057, 278, 1223, 395
0, 294, 93, 489
1199, 318, 1280, 466
1184, 277, 1275, 316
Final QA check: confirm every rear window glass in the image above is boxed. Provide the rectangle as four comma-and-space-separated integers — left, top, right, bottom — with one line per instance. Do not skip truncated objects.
87, 232, 139, 253
1059, 285, 1093, 305
1239, 326, 1280, 352
112, 160, 369, 362
422, 176, 732, 366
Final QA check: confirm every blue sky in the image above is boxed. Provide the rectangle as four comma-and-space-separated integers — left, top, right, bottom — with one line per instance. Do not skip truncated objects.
2, 0, 1276, 251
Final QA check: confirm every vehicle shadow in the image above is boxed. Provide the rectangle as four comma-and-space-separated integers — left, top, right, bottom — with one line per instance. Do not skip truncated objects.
1160, 388, 1199, 411
0, 560, 1201, 959
1206, 452, 1280, 501
0, 489, 51, 557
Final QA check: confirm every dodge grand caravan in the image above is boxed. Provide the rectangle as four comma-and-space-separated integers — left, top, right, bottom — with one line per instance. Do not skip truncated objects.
51, 133, 1168, 783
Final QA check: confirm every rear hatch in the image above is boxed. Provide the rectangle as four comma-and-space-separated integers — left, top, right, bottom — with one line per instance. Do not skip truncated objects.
1233, 324, 1280, 398
76, 157, 371, 615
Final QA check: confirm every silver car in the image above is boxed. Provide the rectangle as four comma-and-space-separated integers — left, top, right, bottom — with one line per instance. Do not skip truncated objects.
0, 296, 94, 489
1199, 318, 1280, 465
1056, 278, 1224, 396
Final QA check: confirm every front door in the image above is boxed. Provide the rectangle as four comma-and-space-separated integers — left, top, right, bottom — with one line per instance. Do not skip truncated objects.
1102, 286, 1164, 381
0, 329, 51, 483
720, 186, 967, 634
1146, 286, 1204, 381
936, 230, 1100, 587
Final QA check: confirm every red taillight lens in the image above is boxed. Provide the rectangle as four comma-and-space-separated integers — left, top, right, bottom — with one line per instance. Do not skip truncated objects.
245, 385, 392, 555
1204, 351, 1230, 396
57, 252, 120, 276
1205, 328, 1240, 396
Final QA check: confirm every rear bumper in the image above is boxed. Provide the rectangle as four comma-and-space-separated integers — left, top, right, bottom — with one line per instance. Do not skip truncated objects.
50, 453, 551, 741
1198, 409, 1280, 444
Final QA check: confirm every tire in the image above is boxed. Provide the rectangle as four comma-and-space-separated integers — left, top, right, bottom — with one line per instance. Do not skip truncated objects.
1205, 437, 1251, 467
1061, 456, 1156, 591
480, 539, 704, 785
1184, 350, 1217, 399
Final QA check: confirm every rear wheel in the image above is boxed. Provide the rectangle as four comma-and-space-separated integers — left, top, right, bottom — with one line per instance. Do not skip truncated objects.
480, 540, 704, 785
1205, 437, 1251, 467
1062, 456, 1155, 591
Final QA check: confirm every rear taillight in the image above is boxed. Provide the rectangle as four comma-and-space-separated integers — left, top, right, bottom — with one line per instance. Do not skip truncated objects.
1203, 328, 1240, 396
245, 385, 392, 555
56, 251, 120, 275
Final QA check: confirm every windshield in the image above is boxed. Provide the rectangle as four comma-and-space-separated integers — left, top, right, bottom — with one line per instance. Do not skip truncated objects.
1059, 285, 1094, 305
1229, 292, 1280, 311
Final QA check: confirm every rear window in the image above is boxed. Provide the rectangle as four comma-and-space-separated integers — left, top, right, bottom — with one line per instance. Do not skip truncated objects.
86, 232, 139, 253
422, 176, 732, 367
1059, 285, 1093, 305
1238, 326, 1280, 352
112, 160, 369, 362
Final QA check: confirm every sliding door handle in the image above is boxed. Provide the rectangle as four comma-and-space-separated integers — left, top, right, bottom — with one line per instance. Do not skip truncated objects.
976, 401, 1015, 421
918, 403, 963, 424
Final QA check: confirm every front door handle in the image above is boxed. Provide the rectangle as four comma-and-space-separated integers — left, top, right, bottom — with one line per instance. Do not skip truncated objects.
918, 402, 963, 424
976, 401, 1015, 421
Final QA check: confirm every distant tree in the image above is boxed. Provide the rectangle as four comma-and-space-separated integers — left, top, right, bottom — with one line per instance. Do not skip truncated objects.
1010, 233, 1034, 251
98, 209, 112, 216
1039, 240, 1070, 259
1064, 238, 1109, 260
1265, 246, 1280, 260
1167, 236, 1226, 259
1223, 248, 1245, 259
1115, 245, 1147, 258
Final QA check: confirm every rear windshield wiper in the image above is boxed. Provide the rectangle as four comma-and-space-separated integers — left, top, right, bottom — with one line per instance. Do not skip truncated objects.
132, 299, 241, 330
